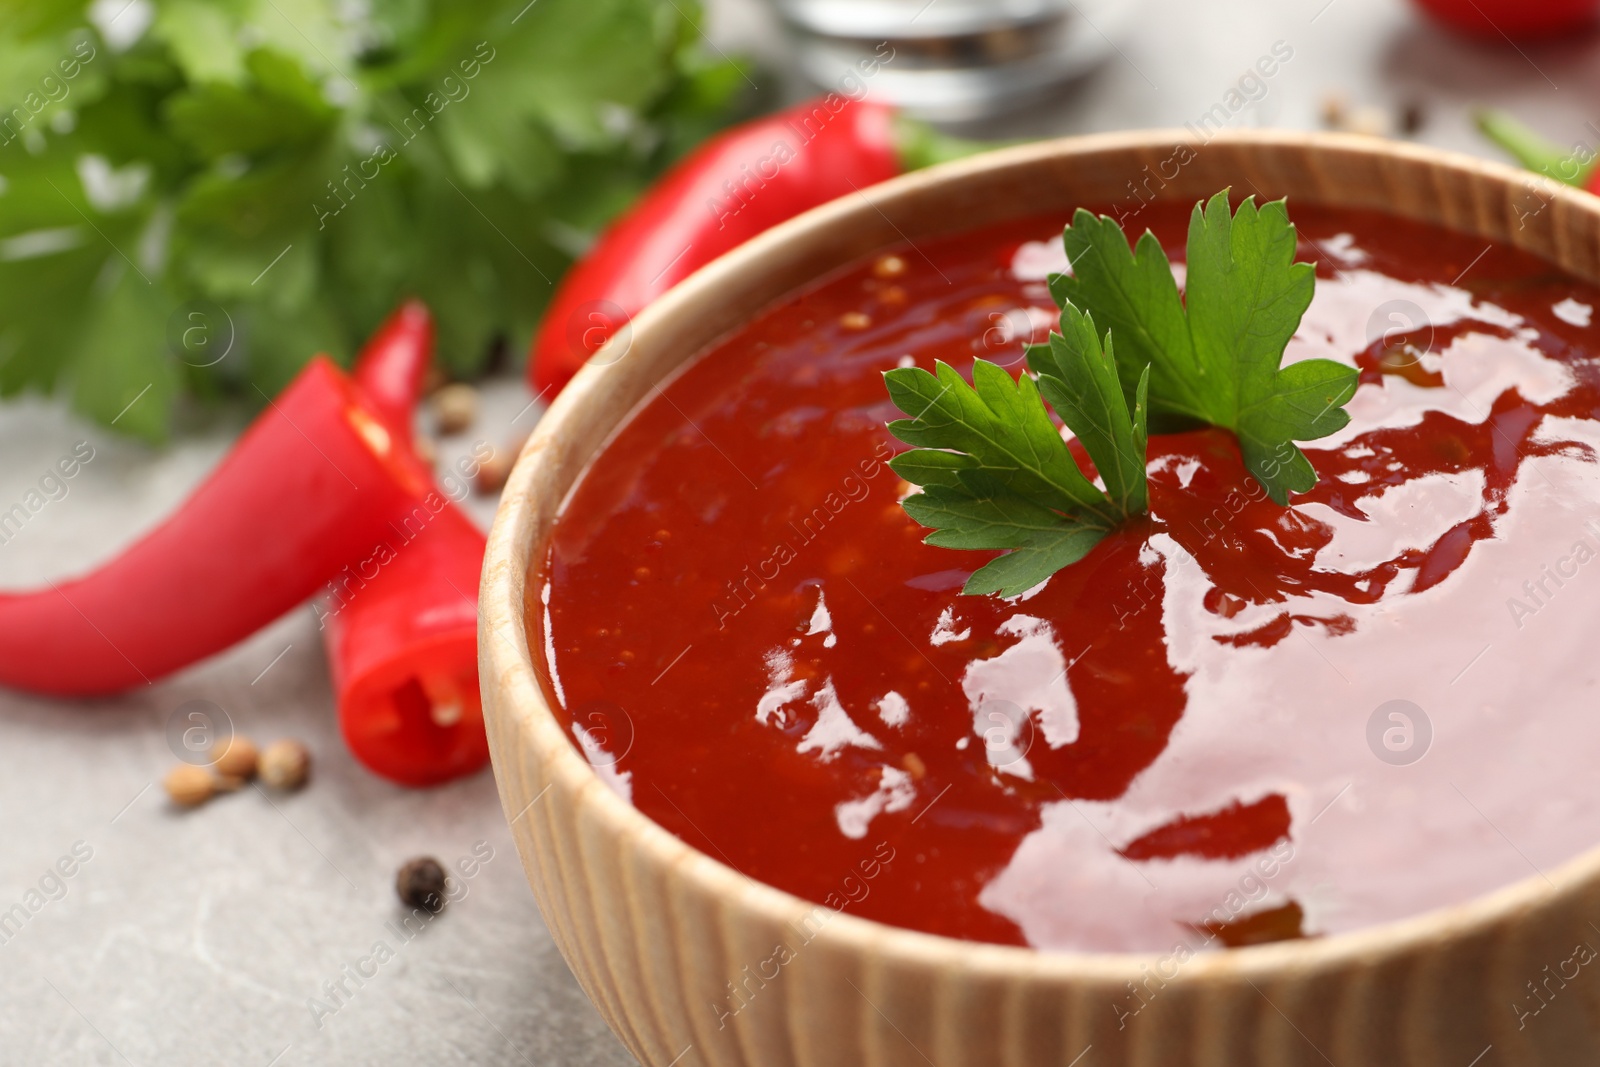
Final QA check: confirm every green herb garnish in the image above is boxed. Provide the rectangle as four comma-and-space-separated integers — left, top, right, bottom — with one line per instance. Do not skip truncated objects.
1054, 190, 1357, 504
884, 189, 1357, 596
883, 305, 1148, 597
0, 1, 753, 440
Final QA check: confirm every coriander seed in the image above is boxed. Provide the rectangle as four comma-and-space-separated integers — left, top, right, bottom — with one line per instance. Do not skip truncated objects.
259, 739, 311, 790
212, 736, 258, 780
474, 449, 513, 495
164, 764, 216, 807
1319, 90, 1347, 130
431, 383, 478, 435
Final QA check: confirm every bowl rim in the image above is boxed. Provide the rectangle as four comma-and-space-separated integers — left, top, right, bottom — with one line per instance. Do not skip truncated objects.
482, 127, 1600, 980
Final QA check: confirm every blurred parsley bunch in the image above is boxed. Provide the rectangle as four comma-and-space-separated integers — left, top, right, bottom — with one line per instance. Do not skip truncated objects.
0, 0, 753, 440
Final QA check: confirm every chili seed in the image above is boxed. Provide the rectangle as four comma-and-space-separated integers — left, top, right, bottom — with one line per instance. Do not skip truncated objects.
873, 255, 907, 278
840, 312, 872, 331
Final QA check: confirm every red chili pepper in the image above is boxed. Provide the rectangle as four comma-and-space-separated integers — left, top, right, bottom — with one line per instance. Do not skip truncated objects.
527, 96, 984, 398
1476, 109, 1600, 194
323, 303, 491, 786
1414, 0, 1598, 39
0, 357, 433, 695
322, 505, 487, 786
353, 299, 435, 433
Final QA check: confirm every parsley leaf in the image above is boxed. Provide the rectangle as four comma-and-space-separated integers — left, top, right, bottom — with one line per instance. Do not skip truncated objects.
1028, 305, 1150, 518
884, 305, 1149, 597
0, 0, 755, 435
1052, 190, 1357, 504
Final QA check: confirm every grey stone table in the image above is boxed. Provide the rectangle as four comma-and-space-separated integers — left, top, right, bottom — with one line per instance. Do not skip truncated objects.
2, 0, 1596, 1062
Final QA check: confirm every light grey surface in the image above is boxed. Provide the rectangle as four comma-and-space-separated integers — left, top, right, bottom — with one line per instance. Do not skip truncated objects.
1, 0, 1593, 1063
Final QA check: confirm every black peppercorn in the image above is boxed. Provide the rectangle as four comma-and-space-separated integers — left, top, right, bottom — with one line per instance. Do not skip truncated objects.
1399, 100, 1426, 136
396, 856, 448, 913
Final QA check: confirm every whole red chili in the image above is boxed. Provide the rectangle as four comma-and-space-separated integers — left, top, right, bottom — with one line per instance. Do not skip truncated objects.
1413, 0, 1599, 39
323, 302, 490, 786
0, 357, 433, 695
527, 96, 984, 398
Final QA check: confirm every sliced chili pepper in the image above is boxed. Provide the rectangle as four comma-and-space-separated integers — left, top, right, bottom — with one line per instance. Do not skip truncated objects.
321, 504, 487, 786
1414, 0, 1598, 39
322, 302, 491, 786
1476, 109, 1600, 194
0, 357, 433, 695
527, 96, 986, 398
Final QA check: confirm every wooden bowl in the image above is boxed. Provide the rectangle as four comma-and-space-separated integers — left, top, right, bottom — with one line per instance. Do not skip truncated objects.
480, 131, 1600, 1066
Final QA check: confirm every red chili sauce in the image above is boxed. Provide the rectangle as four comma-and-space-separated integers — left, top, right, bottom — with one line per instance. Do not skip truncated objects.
535, 203, 1600, 953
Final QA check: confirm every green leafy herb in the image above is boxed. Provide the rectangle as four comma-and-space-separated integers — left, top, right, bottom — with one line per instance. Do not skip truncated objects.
0, 0, 755, 440
883, 305, 1149, 597
1053, 189, 1357, 503
884, 189, 1359, 596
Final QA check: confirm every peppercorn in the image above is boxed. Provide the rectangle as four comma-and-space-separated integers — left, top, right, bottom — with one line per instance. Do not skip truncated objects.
212, 736, 258, 780
259, 739, 311, 790
431, 383, 478, 435
396, 856, 448, 913
164, 764, 216, 807
1399, 100, 1426, 136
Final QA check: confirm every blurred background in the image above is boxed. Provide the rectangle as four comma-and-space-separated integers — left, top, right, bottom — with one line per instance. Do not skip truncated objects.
1, 0, 1597, 1062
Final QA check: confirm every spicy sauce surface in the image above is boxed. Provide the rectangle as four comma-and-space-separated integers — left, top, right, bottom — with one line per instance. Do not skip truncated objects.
536, 203, 1600, 952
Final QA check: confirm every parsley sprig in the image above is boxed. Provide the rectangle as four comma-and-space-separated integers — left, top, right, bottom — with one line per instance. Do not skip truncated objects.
1056, 190, 1357, 503
884, 305, 1148, 597
884, 190, 1358, 597
0, 1, 753, 440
